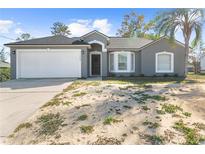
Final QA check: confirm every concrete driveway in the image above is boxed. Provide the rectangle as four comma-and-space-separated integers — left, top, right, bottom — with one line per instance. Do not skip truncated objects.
0, 79, 74, 143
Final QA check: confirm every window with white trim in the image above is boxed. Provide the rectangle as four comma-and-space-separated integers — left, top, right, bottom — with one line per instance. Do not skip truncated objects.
156, 52, 174, 73
109, 52, 135, 72
118, 53, 127, 70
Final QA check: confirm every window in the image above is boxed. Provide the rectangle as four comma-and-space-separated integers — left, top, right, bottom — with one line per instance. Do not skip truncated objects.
110, 53, 114, 71
156, 52, 174, 73
118, 53, 127, 70
109, 52, 135, 72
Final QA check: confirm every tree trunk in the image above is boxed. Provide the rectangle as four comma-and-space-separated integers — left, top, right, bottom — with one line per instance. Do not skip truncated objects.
184, 39, 189, 77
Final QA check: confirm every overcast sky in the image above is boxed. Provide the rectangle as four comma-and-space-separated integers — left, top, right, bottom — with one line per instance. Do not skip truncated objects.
0, 8, 204, 62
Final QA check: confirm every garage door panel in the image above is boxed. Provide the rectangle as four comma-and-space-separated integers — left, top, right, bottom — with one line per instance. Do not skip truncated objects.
17, 49, 81, 78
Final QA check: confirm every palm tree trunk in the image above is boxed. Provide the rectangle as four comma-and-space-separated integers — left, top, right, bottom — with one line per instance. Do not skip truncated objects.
184, 39, 189, 77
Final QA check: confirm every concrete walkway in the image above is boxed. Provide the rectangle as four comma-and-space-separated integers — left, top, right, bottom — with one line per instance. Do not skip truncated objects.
0, 79, 74, 144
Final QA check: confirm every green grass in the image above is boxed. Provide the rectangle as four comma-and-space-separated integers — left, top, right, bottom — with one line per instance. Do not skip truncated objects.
77, 114, 88, 121
80, 125, 94, 134
36, 113, 66, 136
132, 93, 167, 103
103, 116, 122, 125
73, 92, 87, 97
0, 67, 10, 82
173, 120, 203, 145
14, 122, 32, 133
183, 112, 192, 117
161, 104, 183, 114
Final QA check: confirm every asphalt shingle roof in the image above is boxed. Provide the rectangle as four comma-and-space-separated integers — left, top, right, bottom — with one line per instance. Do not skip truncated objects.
5, 35, 89, 45
107, 37, 153, 49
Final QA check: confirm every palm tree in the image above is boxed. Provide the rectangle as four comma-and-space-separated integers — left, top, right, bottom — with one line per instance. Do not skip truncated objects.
156, 9, 204, 76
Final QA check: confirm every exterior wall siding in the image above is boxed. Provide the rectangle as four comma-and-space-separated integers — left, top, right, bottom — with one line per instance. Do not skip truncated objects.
141, 38, 185, 76
10, 48, 16, 79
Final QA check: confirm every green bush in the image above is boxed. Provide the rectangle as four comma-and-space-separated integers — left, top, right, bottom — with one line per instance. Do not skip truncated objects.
0, 68, 10, 82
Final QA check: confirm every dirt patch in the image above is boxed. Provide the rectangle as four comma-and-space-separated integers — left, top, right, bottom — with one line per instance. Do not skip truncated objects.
5, 80, 205, 145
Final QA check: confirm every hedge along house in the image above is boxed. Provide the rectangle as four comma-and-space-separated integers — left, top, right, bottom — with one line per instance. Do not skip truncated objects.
5, 30, 187, 79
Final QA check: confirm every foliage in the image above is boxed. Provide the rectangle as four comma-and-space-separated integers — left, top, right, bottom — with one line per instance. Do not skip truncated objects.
156, 9, 204, 74
0, 48, 6, 62
0, 68, 10, 82
117, 11, 159, 40
16, 33, 31, 41
51, 22, 71, 36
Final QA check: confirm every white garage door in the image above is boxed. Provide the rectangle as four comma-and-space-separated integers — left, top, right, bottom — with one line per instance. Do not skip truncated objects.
17, 49, 81, 78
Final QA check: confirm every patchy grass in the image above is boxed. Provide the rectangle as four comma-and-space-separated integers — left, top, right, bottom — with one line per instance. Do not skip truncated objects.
103, 116, 122, 125
63, 81, 83, 92
156, 109, 166, 115
183, 112, 192, 117
80, 125, 94, 134
73, 92, 87, 97
173, 120, 204, 145
75, 104, 91, 109
36, 113, 66, 136
161, 104, 183, 114
123, 105, 132, 109
132, 93, 167, 104
119, 85, 138, 90
143, 120, 160, 129
193, 122, 205, 130
41, 97, 72, 108
77, 114, 88, 121
141, 105, 150, 111
14, 123, 32, 133
92, 136, 122, 145
148, 135, 164, 145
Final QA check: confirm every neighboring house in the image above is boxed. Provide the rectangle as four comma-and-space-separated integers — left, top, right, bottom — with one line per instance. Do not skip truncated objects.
5, 30, 187, 79
0, 60, 10, 68
200, 54, 205, 73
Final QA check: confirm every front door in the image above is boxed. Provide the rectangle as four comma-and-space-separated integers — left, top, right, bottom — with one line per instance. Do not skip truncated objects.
91, 54, 101, 76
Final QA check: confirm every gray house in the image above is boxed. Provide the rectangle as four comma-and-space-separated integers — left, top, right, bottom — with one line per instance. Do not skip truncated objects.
5, 30, 186, 79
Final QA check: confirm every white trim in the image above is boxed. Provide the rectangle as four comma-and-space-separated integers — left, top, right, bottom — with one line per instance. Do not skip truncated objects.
88, 40, 107, 52
155, 51, 174, 73
109, 51, 135, 73
89, 51, 102, 76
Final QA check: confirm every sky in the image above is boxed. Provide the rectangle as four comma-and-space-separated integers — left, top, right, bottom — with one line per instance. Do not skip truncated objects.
0, 8, 204, 62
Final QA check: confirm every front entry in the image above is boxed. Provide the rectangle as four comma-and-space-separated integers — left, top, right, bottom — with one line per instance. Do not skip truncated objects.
91, 54, 101, 76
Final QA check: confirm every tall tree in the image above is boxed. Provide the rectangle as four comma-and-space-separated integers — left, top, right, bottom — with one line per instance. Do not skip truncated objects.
51, 22, 71, 36
16, 33, 31, 41
156, 9, 204, 75
116, 11, 159, 40
0, 48, 6, 62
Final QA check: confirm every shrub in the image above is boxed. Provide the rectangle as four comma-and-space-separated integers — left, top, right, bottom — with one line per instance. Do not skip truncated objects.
163, 74, 169, 77
0, 68, 10, 82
